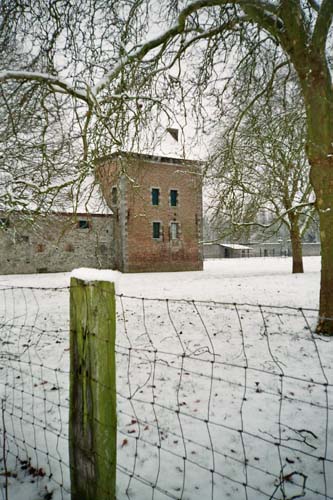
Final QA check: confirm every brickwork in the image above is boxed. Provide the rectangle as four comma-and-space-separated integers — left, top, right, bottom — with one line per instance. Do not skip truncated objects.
0, 154, 203, 275
98, 153, 203, 273
0, 212, 113, 274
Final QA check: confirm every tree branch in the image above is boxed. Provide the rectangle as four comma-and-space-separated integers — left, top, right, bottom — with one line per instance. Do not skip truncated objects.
93, 0, 280, 96
0, 70, 90, 104
308, 0, 320, 13
312, 0, 333, 53
232, 202, 315, 229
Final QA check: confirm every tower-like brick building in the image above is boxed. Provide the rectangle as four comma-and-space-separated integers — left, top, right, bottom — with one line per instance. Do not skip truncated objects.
97, 152, 203, 272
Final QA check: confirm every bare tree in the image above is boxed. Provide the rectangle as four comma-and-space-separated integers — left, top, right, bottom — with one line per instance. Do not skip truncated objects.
0, 0, 177, 213
1, 1, 332, 332
207, 80, 315, 274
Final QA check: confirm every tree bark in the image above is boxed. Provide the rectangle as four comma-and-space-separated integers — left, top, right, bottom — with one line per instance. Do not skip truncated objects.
310, 157, 333, 335
288, 215, 304, 274
298, 55, 333, 334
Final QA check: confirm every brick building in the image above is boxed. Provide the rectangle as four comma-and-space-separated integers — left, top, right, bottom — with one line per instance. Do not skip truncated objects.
97, 152, 203, 272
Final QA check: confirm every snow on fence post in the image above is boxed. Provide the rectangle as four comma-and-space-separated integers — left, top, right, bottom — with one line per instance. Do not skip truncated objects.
69, 277, 117, 500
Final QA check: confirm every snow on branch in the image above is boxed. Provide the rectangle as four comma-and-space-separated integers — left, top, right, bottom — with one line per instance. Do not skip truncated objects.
92, 0, 280, 96
0, 70, 90, 103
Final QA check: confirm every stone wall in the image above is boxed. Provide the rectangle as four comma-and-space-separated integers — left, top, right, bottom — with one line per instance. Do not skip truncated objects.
301, 243, 321, 256
0, 212, 114, 274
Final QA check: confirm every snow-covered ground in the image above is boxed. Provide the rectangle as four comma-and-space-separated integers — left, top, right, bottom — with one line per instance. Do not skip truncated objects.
0, 256, 320, 306
1, 257, 332, 500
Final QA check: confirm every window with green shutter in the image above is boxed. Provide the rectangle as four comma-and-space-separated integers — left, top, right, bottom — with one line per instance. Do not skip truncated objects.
152, 221, 161, 239
152, 188, 160, 206
170, 189, 178, 207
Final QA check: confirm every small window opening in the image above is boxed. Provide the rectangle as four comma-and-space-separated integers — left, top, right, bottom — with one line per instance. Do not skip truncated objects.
170, 222, 180, 240
152, 188, 160, 206
36, 243, 45, 253
0, 218, 9, 229
152, 221, 161, 239
111, 186, 117, 205
78, 219, 90, 229
170, 190, 178, 207
65, 243, 74, 252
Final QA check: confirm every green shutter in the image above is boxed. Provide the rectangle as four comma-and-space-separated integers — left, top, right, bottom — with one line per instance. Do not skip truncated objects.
152, 188, 160, 205
170, 190, 178, 206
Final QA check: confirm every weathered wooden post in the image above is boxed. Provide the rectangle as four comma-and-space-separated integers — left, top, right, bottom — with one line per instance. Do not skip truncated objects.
69, 278, 117, 500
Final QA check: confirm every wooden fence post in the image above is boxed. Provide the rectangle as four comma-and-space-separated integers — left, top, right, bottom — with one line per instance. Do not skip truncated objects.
69, 278, 117, 500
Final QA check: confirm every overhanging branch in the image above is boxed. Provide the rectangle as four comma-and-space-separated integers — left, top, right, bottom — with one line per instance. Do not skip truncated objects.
0, 70, 90, 104
92, 0, 280, 96
232, 201, 315, 229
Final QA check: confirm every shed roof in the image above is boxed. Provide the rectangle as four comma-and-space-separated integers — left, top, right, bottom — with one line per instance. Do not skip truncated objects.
220, 243, 252, 250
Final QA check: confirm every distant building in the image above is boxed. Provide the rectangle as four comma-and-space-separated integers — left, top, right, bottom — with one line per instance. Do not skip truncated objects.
203, 243, 252, 259
203, 240, 320, 259
97, 152, 203, 272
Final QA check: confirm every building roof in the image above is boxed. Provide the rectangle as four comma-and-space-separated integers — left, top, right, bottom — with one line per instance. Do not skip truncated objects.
0, 173, 112, 217
97, 151, 203, 170
203, 242, 252, 250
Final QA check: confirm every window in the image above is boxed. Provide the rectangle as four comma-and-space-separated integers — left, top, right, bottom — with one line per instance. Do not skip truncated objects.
170, 222, 180, 240
0, 218, 9, 229
151, 188, 160, 206
36, 243, 45, 253
111, 186, 117, 205
170, 189, 178, 207
78, 219, 90, 229
65, 243, 74, 252
152, 221, 161, 239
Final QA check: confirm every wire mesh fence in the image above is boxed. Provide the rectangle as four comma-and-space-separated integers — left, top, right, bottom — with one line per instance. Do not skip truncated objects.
0, 283, 332, 500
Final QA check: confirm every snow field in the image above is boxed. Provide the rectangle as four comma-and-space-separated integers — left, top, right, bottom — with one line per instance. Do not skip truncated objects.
0, 257, 332, 500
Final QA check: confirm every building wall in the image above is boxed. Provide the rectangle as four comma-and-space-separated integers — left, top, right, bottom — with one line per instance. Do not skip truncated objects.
204, 241, 321, 259
203, 244, 251, 259
301, 243, 321, 256
98, 154, 203, 273
248, 242, 321, 258
0, 212, 114, 275
203, 244, 223, 259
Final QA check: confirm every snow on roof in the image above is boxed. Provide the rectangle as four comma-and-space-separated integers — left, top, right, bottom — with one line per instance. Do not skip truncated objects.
219, 243, 252, 250
203, 242, 252, 250
99, 150, 202, 169
69, 177, 112, 215
0, 173, 112, 216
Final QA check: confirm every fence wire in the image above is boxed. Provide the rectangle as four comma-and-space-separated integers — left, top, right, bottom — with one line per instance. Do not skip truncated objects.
0, 285, 332, 500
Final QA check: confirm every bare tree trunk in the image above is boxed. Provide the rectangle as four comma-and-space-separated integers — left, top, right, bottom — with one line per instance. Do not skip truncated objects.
317, 209, 333, 334
310, 158, 333, 334
300, 57, 333, 334
289, 218, 304, 274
